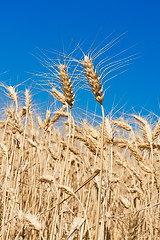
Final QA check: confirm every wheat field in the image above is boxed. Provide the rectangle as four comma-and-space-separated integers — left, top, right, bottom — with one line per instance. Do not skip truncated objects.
0, 41, 160, 240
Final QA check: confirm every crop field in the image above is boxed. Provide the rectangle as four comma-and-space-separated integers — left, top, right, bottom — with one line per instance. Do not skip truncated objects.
0, 40, 160, 239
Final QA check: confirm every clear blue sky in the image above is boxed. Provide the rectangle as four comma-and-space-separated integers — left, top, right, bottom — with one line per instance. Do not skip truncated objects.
0, 0, 160, 118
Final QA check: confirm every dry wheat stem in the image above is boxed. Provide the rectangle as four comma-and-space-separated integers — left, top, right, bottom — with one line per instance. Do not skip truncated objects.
56, 105, 73, 237
61, 107, 72, 187
95, 103, 105, 240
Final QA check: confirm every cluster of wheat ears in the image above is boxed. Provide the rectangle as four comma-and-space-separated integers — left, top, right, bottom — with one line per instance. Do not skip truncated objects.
0, 38, 160, 240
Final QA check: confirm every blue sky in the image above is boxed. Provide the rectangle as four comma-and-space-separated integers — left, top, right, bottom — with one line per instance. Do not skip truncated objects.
0, 0, 160, 118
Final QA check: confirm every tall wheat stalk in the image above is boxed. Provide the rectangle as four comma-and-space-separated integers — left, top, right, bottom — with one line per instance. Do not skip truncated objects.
55, 63, 75, 238
81, 54, 105, 240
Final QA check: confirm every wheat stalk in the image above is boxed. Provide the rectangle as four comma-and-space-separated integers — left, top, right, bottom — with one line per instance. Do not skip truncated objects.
81, 54, 105, 239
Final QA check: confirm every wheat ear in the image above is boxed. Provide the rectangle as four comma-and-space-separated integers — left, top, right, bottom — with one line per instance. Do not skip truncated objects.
112, 119, 132, 131
52, 87, 66, 105
8, 86, 18, 111
25, 89, 31, 114
82, 55, 104, 104
153, 118, 160, 140
133, 115, 154, 190
58, 64, 74, 107
133, 115, 153, 145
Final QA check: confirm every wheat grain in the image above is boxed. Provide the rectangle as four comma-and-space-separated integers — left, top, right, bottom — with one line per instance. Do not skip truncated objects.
39, 175, 54, 184
119, 195, 131, 209
139, 162, 152, 173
